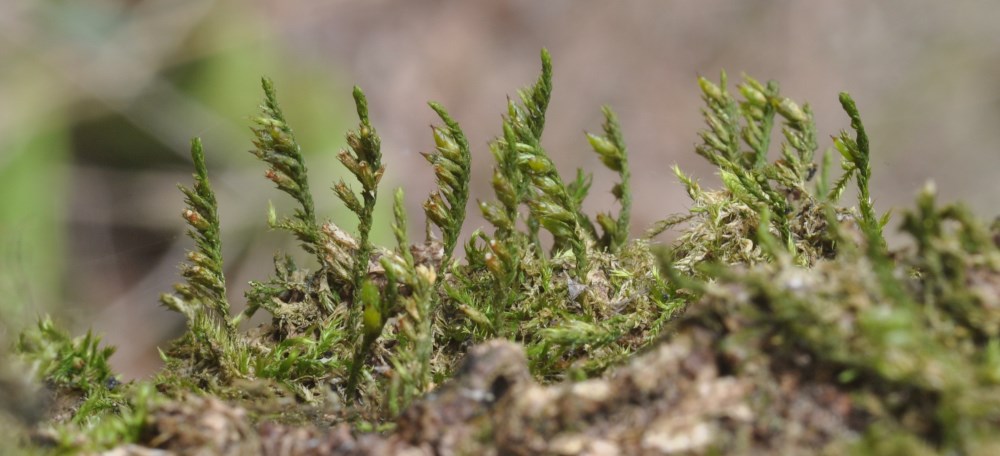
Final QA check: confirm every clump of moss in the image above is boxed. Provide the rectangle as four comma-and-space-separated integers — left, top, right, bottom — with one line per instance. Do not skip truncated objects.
654, 81, 1000, 453
5, 50, 1000, 455
7, 49, 674, 450
17, 317, 117, 399
663, 73, 856, 277
660, 182, 1000, 453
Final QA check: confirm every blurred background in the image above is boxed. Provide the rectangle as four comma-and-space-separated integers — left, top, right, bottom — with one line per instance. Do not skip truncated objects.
2, 0, 999, 379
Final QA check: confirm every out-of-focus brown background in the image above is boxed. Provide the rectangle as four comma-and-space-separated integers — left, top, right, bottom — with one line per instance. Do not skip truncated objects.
2, 0, 999, 379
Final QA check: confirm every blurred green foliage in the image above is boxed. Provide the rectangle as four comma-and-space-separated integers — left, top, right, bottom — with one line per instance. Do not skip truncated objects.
0, 126, 69, 321
0, 2, 391, 329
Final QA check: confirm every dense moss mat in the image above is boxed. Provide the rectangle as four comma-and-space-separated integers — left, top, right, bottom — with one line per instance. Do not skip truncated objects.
5, 51, 1000, 454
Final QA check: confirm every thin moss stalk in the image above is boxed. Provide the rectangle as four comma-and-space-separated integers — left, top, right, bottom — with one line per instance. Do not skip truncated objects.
251, 78, 321, 256
586, 106, 631, 252
336, 87, 385, 331
423, 102, 472, 262
160, 138, 232, 334
836, 92, 887, 250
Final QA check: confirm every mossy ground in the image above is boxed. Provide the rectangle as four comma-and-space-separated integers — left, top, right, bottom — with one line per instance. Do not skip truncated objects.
4, 51, 1000, 455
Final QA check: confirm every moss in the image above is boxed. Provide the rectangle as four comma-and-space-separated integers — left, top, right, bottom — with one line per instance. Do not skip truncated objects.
3, 50, 1000, 454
